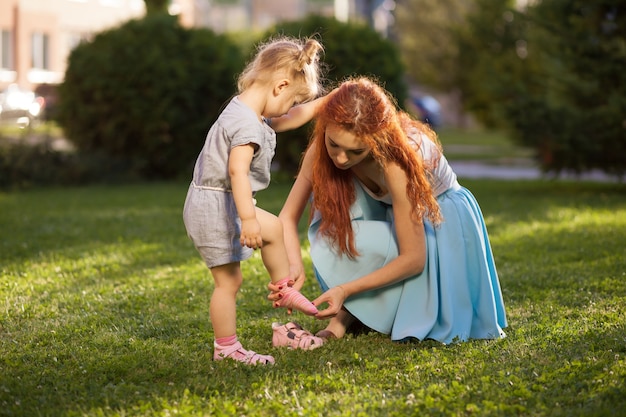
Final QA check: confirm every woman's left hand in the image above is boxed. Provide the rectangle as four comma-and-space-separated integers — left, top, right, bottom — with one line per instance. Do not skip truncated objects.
312, 285, 347, 319
267, 269, 306, 314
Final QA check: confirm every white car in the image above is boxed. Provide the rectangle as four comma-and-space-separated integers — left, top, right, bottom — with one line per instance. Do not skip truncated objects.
0, 84, 45, 128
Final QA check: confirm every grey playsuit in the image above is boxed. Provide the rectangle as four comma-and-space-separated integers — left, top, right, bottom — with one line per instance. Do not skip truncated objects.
183, 96, 276, 268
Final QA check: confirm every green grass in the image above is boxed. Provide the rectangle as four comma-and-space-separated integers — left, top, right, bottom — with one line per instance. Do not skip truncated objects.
1, 179, 625, 417
438, 128, 534, 164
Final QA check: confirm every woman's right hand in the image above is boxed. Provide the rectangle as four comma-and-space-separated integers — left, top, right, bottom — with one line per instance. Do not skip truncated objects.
313, 285, 347, 319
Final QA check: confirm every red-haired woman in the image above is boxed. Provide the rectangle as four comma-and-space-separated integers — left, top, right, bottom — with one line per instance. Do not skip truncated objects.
269, 77, 507, 347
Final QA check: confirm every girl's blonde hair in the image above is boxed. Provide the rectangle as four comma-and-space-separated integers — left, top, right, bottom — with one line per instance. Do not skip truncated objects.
237, 36, 324, 103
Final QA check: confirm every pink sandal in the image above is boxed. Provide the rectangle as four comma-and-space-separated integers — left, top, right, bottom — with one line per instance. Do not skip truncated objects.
213, 341, 275, 365
272, 322, 324, 350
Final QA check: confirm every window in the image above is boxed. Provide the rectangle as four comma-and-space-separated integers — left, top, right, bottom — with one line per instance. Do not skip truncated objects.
1, 29, 13, 70
31, 32, 50, 70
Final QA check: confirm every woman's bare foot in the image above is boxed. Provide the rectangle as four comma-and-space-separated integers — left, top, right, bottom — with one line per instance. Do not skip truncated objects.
316, 308, 355, 339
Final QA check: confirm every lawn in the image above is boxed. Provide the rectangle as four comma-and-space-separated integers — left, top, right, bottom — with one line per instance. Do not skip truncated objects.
1, 178, 625, 417
437, 128, 535, 165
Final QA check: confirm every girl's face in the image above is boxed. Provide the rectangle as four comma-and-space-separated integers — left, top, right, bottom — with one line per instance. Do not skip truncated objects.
324, 123, 371, 170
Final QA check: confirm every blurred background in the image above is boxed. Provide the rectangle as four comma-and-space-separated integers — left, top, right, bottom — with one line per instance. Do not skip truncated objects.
0, 0, 624, 187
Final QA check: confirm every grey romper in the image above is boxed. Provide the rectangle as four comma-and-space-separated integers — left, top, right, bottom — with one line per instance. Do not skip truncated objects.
183, 96, 276, 268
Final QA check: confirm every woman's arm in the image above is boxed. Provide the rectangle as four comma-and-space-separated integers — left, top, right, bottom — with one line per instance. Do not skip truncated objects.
313, 163, 427, 317
275, 146, 315, 290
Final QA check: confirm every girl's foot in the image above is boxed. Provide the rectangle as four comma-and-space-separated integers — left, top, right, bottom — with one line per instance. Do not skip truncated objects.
213, 341, 274, 365
273, 286, 319, 316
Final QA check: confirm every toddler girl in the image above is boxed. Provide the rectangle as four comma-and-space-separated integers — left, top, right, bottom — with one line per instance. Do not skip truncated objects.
183, 36, 324, 365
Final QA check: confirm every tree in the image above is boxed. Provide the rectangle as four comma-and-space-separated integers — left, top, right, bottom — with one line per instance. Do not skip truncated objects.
144, 0, 169, 15
395, 0, 472, 92
462, 0, 626, 176
456, 0, 524, 128
394, 0, 474, 125
57, 14, 244, 179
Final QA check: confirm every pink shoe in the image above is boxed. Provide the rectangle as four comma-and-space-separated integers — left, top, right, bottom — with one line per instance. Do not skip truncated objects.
273, 287, 319, 316
272, 322, 324, 350
213, 341, 275, 365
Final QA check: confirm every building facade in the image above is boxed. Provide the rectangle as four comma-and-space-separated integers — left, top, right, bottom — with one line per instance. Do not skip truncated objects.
0, 0, 378, 93
0, 0, 201, 92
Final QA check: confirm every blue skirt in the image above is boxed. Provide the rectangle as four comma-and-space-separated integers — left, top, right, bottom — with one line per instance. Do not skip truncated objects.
309, 182, 507, 344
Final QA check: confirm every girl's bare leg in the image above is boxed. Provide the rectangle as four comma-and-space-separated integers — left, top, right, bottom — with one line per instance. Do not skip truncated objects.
256, 207, 318, 315
209, 262, 242, 338
255, 207, 290, 281
210, 262, 274, 364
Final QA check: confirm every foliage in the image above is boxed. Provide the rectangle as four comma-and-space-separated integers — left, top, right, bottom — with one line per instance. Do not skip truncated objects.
0, 139, 79, 189
456, 0, 523, 128
395, 0, 473, 93
57, 14, 244, 180
261, 14, 408, 173
0, 179, 625, 416
460, 0, 626, 176
143, 0, 168, 15
0, 134, 135, 190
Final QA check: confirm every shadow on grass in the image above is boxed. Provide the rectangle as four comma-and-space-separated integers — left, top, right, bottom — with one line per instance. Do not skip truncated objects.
1, 180, 625, 415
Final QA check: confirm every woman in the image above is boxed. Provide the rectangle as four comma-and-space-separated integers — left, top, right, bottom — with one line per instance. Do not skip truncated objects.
270, 77, 507, 348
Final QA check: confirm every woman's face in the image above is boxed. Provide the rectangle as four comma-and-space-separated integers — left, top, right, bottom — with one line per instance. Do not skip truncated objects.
324, 123, 371, 170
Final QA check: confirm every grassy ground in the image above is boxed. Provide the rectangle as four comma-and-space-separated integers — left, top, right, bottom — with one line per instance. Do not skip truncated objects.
437, 128, 535, 165
1, 178, 625, 417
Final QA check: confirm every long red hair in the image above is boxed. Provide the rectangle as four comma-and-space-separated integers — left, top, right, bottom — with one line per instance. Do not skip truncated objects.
310, 77, 442, 258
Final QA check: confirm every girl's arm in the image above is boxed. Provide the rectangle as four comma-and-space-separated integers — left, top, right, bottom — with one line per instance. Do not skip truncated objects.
313, 162, 427, 318
270, 95, 326, 132
229, 144, 262, 249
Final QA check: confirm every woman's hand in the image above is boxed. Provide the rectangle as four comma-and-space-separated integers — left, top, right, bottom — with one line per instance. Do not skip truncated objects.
267, 280, 288, 312
313, 285, 347, 319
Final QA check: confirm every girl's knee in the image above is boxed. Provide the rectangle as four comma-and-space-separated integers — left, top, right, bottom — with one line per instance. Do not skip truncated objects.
262, 216, 284, 243
211, 264, 243, 290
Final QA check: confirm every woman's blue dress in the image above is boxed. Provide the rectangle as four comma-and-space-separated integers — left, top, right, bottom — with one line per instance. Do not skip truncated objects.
309, 157, 507, 344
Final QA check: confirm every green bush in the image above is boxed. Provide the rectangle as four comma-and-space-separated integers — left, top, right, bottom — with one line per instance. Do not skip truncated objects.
57, 14, 245, 180
460, 0, 626, 177
0, 140, 86, 189
262, 15, 408, 173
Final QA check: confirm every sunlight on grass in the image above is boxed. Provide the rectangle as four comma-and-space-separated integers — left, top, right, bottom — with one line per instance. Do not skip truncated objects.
1, 180, 625, 416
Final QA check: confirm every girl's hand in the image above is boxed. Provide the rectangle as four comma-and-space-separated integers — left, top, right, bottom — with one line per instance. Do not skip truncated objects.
313, 285, 347, 319
240, 218, 262, 249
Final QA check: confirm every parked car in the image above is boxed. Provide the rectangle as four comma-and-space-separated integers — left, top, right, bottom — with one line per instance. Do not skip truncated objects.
411, 94, 442, 129
0, 84, 45, 128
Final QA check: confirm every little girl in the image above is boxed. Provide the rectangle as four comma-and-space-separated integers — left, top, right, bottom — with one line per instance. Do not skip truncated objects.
183, 36, 324, 365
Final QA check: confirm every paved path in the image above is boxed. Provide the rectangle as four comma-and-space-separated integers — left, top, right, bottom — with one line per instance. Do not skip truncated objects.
450, 161, 622, 183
